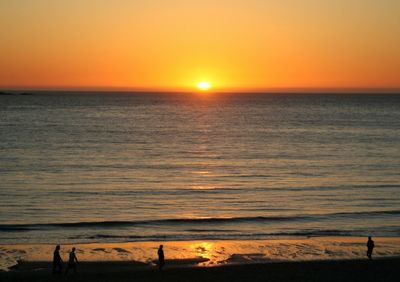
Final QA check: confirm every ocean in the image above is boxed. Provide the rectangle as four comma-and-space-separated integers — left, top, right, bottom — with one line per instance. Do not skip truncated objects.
1, 92, 399, 244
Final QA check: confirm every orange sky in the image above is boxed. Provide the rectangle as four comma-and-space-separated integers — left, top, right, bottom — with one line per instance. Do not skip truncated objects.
1, 0, 399, 91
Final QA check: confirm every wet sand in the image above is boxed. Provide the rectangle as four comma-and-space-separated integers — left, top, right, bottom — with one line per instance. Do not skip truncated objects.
1, 258, 399, 282
2, 237, 400, 271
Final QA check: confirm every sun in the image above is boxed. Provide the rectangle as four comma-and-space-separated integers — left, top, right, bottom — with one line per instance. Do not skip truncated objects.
197, 81, 211, 91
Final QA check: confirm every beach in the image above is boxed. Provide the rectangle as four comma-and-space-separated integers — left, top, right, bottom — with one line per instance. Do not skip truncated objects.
1, 237, 400, 281
2, 257, 399, 282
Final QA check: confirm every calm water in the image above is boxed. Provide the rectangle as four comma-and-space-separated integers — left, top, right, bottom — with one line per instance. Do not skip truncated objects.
0, 93, 399, 244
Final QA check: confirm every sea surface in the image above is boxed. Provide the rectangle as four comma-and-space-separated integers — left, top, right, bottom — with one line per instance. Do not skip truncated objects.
0, 92, 399, 244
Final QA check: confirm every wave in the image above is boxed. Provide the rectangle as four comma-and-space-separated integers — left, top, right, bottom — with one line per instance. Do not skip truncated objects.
47, 183, 400, 195
1, 209, 399, 233
72, 229, 386, 242
0, 216, 302, 232
4, 226, 399, 245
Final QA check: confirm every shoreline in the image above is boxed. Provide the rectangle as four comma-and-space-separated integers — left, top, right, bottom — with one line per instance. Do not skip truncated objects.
2, 235, 400, 247
1, 237, 399, 272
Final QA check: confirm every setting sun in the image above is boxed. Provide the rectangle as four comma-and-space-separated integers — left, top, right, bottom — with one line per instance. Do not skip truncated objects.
197, 81, 211, 91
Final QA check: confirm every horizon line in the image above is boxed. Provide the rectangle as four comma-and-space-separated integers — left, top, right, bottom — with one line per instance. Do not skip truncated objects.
1, 87, 400, 94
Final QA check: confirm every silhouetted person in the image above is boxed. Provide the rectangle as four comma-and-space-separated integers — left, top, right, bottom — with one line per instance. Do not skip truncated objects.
367, 236, 374, 260
157, 245, 165, 271
65, 247, 78, 275
52, 245, 63, 274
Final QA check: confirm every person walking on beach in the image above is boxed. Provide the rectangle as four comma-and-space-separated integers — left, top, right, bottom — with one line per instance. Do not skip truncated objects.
65, 247, 78, 275
157, 245, 165, 271
52, 245, 63, 274
367, 236, 374, 260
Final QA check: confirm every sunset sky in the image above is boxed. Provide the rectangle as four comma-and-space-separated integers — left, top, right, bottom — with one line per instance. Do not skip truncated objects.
1, 0, 399, 91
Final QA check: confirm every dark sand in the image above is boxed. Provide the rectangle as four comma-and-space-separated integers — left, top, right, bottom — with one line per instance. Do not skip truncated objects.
1, 258, 399, 282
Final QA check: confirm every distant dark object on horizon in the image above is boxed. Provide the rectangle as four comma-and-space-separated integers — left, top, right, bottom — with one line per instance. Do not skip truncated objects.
0, 91, 34, 95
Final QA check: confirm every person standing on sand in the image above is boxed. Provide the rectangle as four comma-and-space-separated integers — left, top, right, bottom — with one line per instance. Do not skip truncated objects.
65, 247, 78, 275
157, 245, 165, 271
367, 236, 375, 260
52, 245, 63, 274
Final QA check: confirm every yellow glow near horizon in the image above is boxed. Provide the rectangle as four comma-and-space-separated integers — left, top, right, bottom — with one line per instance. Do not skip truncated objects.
197, 81, 211, 91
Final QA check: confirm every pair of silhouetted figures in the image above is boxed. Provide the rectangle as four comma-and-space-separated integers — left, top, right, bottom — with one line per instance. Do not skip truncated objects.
52, 245, 78, 275
53, 244, 164, 274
